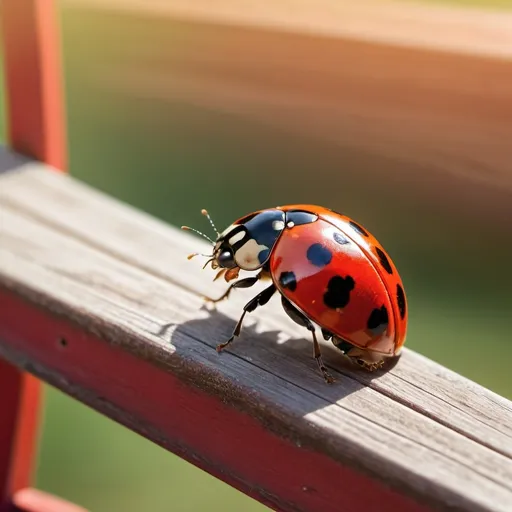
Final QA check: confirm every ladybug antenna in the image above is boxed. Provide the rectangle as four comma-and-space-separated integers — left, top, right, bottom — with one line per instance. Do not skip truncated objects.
181, 225, 215, 244
187, 252, 213, 260
201, 209, 220, 237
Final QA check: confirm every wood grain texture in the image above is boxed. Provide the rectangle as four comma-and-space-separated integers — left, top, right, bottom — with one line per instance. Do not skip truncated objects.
1, 150, 512, 512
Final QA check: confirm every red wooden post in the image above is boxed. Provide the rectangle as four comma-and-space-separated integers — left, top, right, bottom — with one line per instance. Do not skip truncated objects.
0, 0, 67, 510
1, 0, 67, 169
0, 363, 41, 508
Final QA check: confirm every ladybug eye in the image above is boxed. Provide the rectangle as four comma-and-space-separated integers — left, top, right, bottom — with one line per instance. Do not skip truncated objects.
218, 248, 236, 268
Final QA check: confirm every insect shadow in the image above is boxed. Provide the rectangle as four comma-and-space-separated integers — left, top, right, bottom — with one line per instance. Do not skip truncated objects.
160, 305, 398, 415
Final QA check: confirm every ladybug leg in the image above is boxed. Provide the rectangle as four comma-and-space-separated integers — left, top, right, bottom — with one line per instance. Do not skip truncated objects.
281, 297, 335, 384
216, 283, 276, 352
321, 328, 333, 341
311, 331, 335, 384
347, 349, 385, 372
204, 275, 261, 304
331, 336, 384, 371
334, 340, 385, 371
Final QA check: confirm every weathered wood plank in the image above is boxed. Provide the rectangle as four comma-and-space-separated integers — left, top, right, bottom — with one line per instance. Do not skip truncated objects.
1, 152, 512, 512
2, 149, 511, 447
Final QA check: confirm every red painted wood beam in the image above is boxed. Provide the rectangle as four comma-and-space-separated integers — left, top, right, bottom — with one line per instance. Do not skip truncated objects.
0, 288, 429, 512
0, 1, 67, 509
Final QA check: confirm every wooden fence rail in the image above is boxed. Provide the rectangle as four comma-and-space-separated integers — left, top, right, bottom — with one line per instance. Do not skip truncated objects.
1, 148, 511, 512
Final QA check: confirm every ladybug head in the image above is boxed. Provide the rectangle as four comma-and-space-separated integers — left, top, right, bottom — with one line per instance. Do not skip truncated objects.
213, 209, 286, 271
182, 208, 285, 272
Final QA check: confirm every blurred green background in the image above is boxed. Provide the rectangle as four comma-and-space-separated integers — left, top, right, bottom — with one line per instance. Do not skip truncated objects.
1, 0, 512, 510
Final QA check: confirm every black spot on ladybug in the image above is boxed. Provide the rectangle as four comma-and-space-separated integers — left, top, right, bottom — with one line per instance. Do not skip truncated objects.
397, 284, 406, 319
375, 247, 393, 274
349, 221, 369, 237
323, 275, 355, 309
286, 210, 318, 226
333, 232, 349, 245
306, 243, 332, 267
279, 271, 297, 291
367, 306, 388, 336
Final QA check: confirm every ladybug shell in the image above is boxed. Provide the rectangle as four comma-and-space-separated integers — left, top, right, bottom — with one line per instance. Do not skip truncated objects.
270, 205, 407, 355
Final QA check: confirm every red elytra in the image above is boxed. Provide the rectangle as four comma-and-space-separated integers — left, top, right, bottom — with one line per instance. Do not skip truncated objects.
271, 205, 407, 355
185, 204, 408, 382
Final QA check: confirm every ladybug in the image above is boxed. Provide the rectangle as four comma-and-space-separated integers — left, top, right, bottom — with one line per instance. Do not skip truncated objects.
183, 205, 407, 383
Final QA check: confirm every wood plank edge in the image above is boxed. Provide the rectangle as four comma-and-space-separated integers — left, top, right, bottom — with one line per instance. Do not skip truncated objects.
0, 287, 437, 512
3, 157, 512, 432
1, 158, 511, 510
1, 226, 510, 511
0, 273, 442, 507
367, 369, 512, 459
2, 158, 512, 457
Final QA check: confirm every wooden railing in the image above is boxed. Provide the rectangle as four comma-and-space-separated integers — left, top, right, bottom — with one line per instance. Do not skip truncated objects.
1, 149, 512, 512
1, 1, 512, 512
